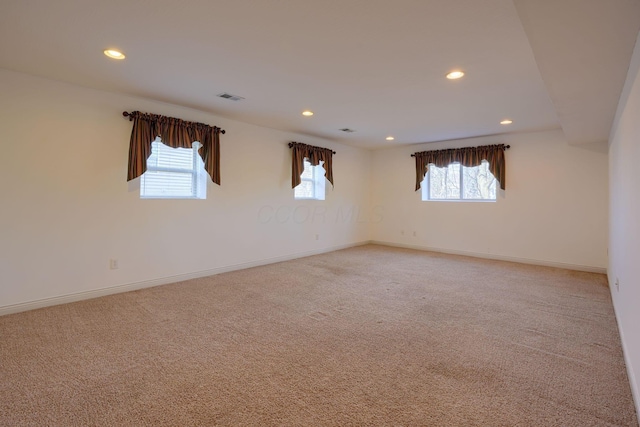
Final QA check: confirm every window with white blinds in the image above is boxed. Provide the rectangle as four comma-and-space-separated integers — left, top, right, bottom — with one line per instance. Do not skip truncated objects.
140, 138, 207, 199
294, 159, 325, 200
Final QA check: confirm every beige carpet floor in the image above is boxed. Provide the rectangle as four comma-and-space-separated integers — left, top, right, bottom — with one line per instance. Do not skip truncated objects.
0, 244, 637, 426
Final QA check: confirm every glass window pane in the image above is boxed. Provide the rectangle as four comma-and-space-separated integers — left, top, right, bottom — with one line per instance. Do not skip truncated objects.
429, 166, 446, 199
424, 160, 496, 202
462, 165, 481, 199
300, 160, 313, 179
295, 159, 325, 200
294, 180, 314, 198
462, 161, 496, 200
444, 163, 461, 199
429, 163, 460, 199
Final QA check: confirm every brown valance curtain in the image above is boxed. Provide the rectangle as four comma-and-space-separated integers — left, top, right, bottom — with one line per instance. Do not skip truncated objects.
126, 111, 222, 185
413, 144, 507, 191
289, 142, 335, 188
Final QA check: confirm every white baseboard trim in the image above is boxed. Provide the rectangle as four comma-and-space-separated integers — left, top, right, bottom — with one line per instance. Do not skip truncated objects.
609, 287, 640, 426
0, 240, 606, 317
370, 240, 607, 274
0, 241, 369, 317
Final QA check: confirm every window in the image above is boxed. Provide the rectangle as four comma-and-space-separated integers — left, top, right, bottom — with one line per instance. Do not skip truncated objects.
294, 159, 326, 200
422, 160, 496, 201
140, 137, 207, 199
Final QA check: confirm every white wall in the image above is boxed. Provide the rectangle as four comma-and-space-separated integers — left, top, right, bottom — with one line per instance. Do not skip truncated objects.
0, 69, 616, 308
370, 129, 609, 271
608, 31, 640, 417
0, 69, 371, 312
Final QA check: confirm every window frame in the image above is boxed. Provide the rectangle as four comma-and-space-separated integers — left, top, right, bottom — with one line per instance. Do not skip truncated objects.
140, 138, 207, 200
422, 161, 497, 202
294, 159, 326, 201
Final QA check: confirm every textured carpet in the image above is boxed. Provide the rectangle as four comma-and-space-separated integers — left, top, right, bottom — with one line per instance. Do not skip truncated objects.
0, 245, 636, 426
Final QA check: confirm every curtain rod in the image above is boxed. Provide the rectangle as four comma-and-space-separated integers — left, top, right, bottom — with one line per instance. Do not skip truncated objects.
410, 144, 510, 157
288, 142, 336, 154
122, 111, 226, 134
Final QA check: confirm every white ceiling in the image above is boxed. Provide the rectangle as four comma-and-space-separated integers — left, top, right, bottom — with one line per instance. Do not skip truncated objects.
1, 0, 638, 149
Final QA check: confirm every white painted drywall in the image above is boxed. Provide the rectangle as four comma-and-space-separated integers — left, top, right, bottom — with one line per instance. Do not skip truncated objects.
0, 69, 371, 311
370, 129, 609, 270
0, 68, 615, 310
608, 30, 640, 418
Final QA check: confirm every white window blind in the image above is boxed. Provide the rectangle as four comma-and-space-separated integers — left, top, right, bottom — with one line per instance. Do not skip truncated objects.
140, 138, 206, 199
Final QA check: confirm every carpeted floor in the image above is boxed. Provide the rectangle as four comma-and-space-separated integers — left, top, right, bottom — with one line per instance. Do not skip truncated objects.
0, 245, 637, 426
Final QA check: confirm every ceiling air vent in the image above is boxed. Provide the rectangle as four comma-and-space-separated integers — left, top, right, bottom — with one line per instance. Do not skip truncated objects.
339, 128, 356, 133
217, 92, 245, 101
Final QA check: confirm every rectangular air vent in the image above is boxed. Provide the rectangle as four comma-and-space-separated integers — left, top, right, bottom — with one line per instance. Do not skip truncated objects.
339, 128, 356, 133
217, 93, 245, 101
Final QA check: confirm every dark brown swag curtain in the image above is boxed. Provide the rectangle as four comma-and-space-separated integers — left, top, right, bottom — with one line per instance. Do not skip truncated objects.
290, 142, 334, 188
414, 144, 507, 191
126, 111, 222, 185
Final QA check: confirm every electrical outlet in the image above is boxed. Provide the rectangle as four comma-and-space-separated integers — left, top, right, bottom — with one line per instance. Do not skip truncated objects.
615, 277, 619, 292
315, 234, 319, 241
401, 230, 405, 235
109, 259, 119, 270
413, 231, 417, 237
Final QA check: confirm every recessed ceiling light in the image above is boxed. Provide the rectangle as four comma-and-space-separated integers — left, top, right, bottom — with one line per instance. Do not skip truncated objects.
104, 49, 125, 60
446, 70, 464, 80
500, 119, 513, 125
302, 110, 314, 117
386, 136, 395, 141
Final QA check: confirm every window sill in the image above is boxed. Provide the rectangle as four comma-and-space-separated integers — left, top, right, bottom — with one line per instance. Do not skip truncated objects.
141, 196, 205, 200
423, 199, 496, 203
